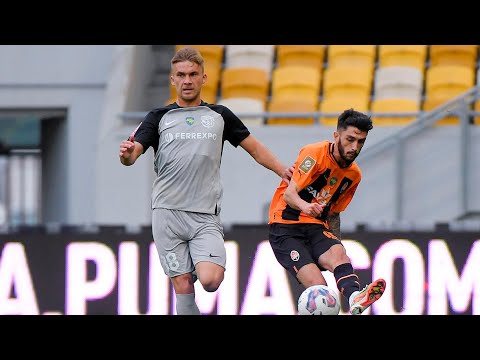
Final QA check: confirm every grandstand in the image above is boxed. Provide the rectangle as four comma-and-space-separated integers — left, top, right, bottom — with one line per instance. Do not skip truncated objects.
1, 45, 480, 316
0, 45, 479, 230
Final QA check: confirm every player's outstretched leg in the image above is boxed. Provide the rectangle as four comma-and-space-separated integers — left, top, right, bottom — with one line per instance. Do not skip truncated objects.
349, 278, 386, 315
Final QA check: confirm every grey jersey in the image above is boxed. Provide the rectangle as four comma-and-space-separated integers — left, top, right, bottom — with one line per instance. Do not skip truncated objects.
133, 101, 250, 215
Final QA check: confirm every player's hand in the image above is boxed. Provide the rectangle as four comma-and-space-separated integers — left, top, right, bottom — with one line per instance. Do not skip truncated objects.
119, 135, 135, 159
302, 202, 325, 218
282, 164, 295, 184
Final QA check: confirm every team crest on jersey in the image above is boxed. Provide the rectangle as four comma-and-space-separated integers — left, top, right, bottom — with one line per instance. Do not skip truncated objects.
299, 156, 316, 174
185, 117, 195, 126
201, 115, 215, 128
290, 250, 300, 261
330, 177, 337, 186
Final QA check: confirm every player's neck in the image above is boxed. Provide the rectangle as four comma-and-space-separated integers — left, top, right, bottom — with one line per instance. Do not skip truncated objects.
176, 97, 202, 108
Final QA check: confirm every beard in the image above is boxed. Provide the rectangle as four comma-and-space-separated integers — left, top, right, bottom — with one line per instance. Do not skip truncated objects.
337, 140, 358, 166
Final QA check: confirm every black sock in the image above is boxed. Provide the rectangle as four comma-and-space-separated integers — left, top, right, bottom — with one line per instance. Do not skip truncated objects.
333, 263, 360, 301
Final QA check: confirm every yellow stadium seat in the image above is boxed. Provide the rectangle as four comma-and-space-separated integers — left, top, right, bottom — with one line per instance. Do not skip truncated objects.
175, 45, 224, 72
271, 66, 322, 104
266, 99, 318, 125
276, 45, 325, 69
371, 98, 419, 125
430, 45, 478, 69
423, 64, 475, 125
323, 66, 373, 100
422, 97, 473, 125
425, 65, 475, 99
220, 67, 269, 103
328, 45, 376, 69
378, 45, 427, 72
319, 96, 370, 126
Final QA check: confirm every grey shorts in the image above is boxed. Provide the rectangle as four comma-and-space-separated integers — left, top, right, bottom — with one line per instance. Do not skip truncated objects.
152, 208, 226, 278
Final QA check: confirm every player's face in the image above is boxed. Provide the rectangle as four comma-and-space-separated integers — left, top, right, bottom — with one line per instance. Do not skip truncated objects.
170, 61, 206, 105
334, 126, 368, 166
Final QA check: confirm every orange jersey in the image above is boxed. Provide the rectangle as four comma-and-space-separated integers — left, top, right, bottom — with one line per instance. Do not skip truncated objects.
269, 140, 361, 225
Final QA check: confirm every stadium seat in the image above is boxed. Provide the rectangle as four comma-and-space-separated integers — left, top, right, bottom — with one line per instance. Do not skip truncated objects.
328, 45, 376, 69
323, 66, 373, 100
220, 67, 269, 103
374, 66, 423, 103
319, 96, 370, 126
175, 45, 224, 68
217, 97, 265, 126
378, 45, 427, 72
370, 98, 420, 125
276, 45, 325, 69
271, 65, 322, 104
225, 45, 275, 74
175, 45, 224, 79
430, 45, 479, 69
423, 65, 475, 125
425, 65, 475, 100
422, 97, 472, 125
266, 99, 318, 125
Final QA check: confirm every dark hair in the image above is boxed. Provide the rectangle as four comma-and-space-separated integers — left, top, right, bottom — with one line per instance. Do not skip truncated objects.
337, 108, 373, 132
171, 47, 205, 73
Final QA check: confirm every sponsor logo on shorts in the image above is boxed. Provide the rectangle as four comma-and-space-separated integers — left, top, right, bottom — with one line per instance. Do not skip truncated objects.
209, 253, 220, 258
290, 250, 300, 261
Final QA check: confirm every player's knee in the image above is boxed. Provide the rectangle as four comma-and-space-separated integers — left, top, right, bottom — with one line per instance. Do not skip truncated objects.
171, 274, 195, 294
320, 245, 349, 270
200, 273, 224, 292
331, 244, 348, 260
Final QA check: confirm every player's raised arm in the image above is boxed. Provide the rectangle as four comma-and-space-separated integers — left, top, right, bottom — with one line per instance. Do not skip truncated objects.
239, 134, 294, 184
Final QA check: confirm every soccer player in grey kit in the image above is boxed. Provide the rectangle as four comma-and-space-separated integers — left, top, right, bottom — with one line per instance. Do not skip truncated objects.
119, 46, 293, 315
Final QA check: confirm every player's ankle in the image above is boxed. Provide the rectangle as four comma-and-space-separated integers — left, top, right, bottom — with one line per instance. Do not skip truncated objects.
349, 291, 359, 306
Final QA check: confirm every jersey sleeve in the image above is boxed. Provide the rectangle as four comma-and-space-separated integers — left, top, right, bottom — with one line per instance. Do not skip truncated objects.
133, 111, 161, 154
291, 144, 327, 190
220, 106, 250, 147
330, 182, 359, 213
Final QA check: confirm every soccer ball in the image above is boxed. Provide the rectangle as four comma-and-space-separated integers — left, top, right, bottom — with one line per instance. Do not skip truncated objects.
297, 284, 341, 315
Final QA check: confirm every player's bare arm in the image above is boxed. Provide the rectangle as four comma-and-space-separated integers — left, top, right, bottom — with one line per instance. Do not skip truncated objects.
327, 213, 341, 240
284, 179, 325, 218
119, 136, 144, 166
239, 134, 294, 183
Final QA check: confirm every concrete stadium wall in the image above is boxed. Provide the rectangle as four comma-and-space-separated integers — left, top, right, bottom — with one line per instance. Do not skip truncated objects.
1, 45, 479, 229
0, 45, 157, 227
